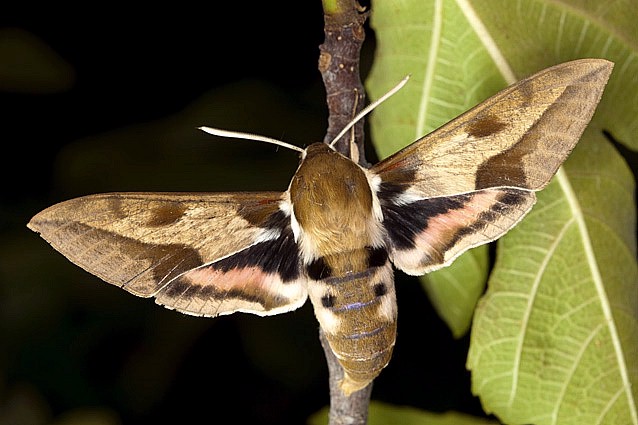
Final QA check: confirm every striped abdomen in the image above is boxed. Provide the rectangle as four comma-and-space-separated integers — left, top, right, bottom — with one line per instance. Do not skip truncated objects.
289, 142, 396, 394
306, 247, 397, 395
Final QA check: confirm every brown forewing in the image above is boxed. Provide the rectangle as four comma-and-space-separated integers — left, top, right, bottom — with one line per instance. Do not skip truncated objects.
373, 59, 613, 274
372, 59, 613, 198
27, 192, 296, 300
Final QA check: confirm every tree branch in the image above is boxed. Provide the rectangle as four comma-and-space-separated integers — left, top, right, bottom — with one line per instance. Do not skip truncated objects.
320, 0, 369, 165
320, 330, 373, 425
318, 1, 372, 424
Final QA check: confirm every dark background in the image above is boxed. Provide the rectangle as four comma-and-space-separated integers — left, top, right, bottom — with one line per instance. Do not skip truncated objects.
2, 4, 482, 424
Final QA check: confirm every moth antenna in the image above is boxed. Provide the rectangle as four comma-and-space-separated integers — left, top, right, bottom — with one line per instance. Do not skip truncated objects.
328, 75, 411, 149
348, 89, 361, 161
199, 126, 305, 153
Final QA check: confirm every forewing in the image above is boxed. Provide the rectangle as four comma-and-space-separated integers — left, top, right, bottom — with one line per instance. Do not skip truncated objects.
372, 59, 612, 275
372, 59, 613, 197
28, 192, 308, 317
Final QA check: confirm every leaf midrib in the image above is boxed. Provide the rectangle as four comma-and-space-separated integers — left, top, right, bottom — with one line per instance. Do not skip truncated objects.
557, 168, 638, 424
455, 0, 516, 84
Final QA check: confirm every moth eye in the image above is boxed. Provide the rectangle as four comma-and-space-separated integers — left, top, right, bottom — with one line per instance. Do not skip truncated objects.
373, 282, 387, 297
321, 294, 336, 308
366, 246, 389, 268
307, 257, 332, 280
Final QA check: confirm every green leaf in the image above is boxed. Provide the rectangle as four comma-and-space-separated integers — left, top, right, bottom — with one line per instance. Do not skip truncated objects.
466, 0, 638, 149
308, 401, 500, 425
422, 245, 489, 338
467, 131, 638, 424
366, 0, 638, 423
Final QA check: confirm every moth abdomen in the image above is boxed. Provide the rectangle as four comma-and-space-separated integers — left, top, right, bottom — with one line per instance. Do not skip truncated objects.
307, 248, 397, 395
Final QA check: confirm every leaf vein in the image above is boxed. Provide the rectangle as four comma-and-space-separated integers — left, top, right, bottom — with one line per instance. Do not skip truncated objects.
454, 0, 516, 84
557, 167, 638, 424
508, 214, 576, 407
552, 323, 605, 424
415, 0, 443, 138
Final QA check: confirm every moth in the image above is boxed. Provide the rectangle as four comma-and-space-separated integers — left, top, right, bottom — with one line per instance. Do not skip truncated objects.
28, 59, 612, 395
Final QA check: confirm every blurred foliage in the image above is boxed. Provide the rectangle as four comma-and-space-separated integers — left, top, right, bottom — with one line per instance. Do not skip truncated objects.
0, 27, 74, 94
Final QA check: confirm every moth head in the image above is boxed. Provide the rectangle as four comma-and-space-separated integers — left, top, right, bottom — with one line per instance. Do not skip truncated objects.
298, 141, 332, 162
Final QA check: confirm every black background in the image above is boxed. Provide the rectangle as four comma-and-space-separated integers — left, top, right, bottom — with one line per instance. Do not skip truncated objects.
2, 4, 483, 424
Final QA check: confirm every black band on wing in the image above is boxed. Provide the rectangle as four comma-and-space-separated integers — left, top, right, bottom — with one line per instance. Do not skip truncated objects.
212, 209, 300, 282
379, 182, 530, 252
156, 208, 303, 314
161, 277, 285, 307
379, 182, 467, 250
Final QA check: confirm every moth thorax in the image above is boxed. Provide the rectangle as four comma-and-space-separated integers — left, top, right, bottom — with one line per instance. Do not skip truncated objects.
290, 143, 375, 254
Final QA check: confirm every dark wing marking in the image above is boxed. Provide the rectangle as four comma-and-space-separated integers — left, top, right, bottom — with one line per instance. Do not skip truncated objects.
372, 59, 612, 274
372, 59, 613, 197
156, 209, 307, 316
28, 192, 308, 316
378, 184, 535, 274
